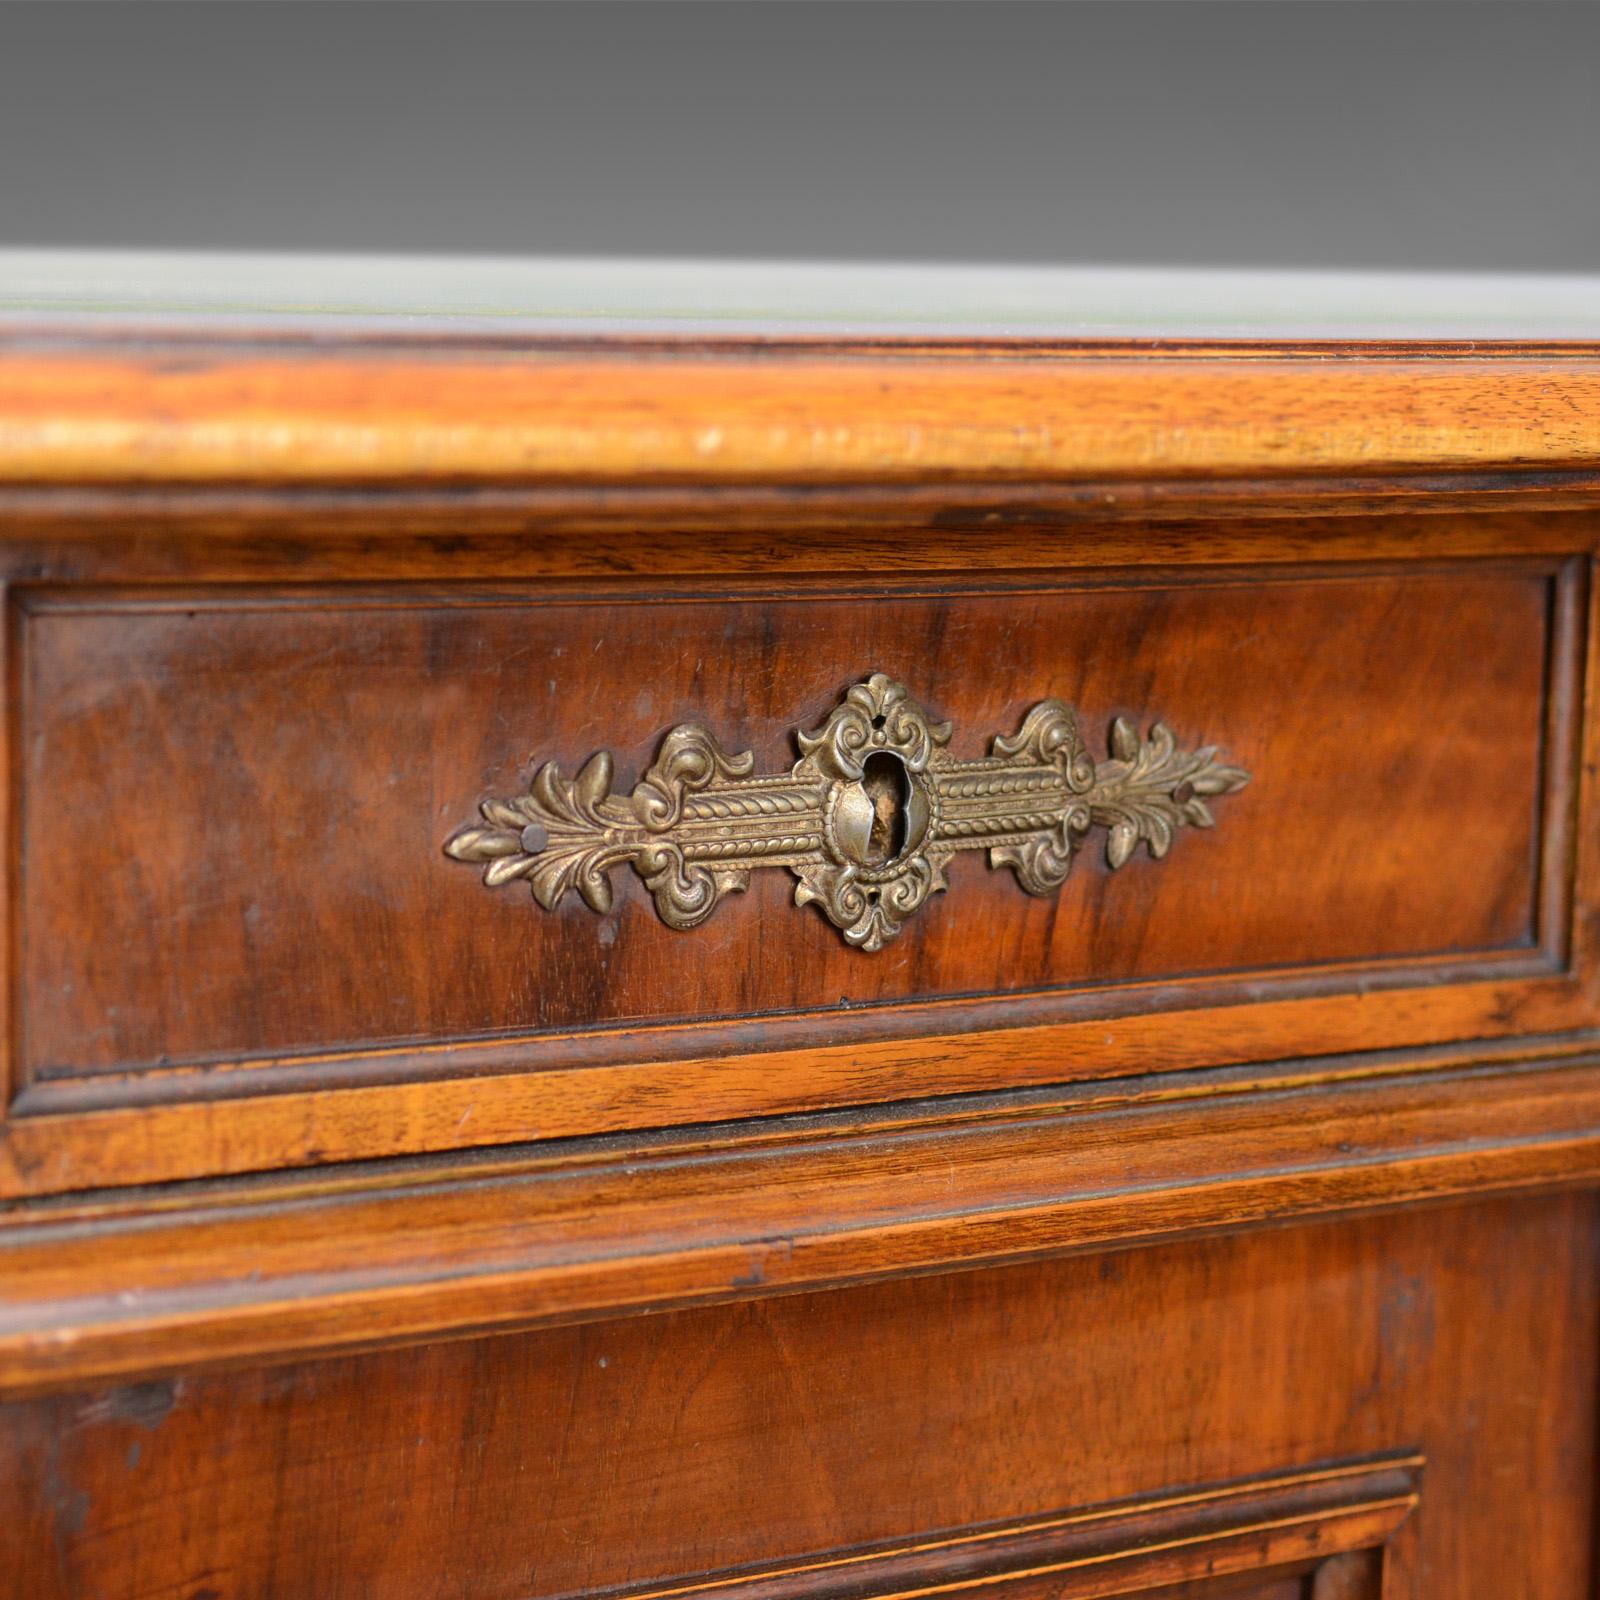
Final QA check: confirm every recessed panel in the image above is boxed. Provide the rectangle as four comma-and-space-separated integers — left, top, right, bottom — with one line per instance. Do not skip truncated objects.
15, 567, 1555, 1087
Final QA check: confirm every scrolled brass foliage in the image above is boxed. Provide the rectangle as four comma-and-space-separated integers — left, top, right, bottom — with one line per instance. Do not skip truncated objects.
445, 673, 1249, 951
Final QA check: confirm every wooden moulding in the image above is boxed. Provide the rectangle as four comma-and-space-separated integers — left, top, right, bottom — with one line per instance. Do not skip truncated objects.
1, 339, 1600, 487
589, 1454, 1421, 1600
2, 1042, 1600, 1396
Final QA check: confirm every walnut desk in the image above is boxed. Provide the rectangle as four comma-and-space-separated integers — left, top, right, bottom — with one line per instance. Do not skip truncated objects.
4, 255, 1600, 1599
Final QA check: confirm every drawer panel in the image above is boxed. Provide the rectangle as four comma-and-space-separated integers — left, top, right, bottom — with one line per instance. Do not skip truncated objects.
3, 556, 1590, 1191
5, 1197, 1593, 1600
17, 566, 1557, 1067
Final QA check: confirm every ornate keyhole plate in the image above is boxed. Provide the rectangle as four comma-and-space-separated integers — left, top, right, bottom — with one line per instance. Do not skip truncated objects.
445, 673, 1249, 951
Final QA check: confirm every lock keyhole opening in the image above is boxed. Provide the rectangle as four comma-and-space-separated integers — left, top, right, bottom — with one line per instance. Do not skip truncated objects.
860, 751, 911, 866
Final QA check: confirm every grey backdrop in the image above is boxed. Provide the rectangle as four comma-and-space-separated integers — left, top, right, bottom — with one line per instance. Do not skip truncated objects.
3, 1, 1597, 271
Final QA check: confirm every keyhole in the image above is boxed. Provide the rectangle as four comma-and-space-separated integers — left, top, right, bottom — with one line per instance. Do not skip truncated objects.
859, 751, 910, 865
833, 750, 931, 870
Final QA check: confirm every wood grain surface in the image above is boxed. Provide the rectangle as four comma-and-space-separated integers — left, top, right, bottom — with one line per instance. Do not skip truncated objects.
3, 341, 1600, 486
15, 567, 1552, 1079
4, 1196, 1588, 1600
4, 548, 1588, 1198
4, 1044, 1599, 1393
6, 323, 1600, 1600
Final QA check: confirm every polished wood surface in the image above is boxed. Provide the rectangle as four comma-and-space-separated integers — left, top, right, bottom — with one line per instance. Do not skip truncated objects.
6, 1198, 1589, 1600
5, 343, 1600, 487
4, 1043, 1600, 1392
3, 302, 1600, 1598
18, 571, 1550, 1066
5, 539, 1593, 1196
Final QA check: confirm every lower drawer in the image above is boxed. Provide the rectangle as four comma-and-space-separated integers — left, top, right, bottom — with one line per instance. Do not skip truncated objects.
6, 1194, 1594, 1600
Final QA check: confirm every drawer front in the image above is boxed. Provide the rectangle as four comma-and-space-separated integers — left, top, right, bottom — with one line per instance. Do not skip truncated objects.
7, 1196, 1595, 1600
2, 555, 1592, 1193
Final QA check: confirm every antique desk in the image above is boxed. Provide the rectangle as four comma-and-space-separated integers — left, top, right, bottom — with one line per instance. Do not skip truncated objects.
4, 255, 1600, 1599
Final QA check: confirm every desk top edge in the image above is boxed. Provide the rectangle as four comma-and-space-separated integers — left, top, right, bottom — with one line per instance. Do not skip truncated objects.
6, 253, 1600, 488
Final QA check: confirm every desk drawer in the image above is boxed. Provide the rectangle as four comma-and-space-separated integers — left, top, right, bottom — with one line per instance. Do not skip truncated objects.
8, 1198, 1594, 1600
2, 556, 1590, 1193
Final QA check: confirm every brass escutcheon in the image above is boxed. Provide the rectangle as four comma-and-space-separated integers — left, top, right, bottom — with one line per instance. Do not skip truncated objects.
444, 673, 1249, 951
